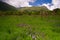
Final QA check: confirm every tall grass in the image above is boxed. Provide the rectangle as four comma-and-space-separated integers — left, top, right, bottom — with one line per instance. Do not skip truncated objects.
0, 15, 60, 40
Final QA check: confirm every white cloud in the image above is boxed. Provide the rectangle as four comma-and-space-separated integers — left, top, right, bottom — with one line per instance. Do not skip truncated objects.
2, 0, 60, 10
39, 0, 60, 10
2, 0, 36, 8
52, 0, 60, 8
40, 3, 54, 10
41, 3, 51, 9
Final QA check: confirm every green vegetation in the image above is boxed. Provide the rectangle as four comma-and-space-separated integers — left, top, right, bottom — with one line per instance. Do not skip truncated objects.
0, 2, 60, 40
0, 15, 60, 40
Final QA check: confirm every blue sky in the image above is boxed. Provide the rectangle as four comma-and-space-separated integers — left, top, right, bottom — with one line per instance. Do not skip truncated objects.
1, 0, 52, 6
30, 0, 52, 6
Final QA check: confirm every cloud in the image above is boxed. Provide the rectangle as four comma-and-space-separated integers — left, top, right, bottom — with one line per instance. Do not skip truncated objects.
40, 3, 54, 10
52, 0, 60, 8
41, 3, 51, 10
40, 0, 60, 10
1, 0, 60, 10
2, 0, 36, 8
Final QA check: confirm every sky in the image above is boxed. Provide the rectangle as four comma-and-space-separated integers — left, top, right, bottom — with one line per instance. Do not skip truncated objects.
29, 0, 52, 6
1, 0, 60, 10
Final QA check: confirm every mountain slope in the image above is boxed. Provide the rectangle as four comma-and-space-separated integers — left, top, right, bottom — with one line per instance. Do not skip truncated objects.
19, 6, 48, 11
0, 1, 16, 11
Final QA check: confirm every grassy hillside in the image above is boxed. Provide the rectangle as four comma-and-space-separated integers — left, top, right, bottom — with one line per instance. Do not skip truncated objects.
0, 2, 60, 40
18, 6, 49, 15
19, 6, 48, 11
0, 15, 60, 40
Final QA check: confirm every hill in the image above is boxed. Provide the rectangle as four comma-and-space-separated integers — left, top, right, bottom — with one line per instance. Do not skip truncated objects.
18, 6, 49, 11
0, 1, 16, 11
17, 6, 50, 15
0, 1, 60, 15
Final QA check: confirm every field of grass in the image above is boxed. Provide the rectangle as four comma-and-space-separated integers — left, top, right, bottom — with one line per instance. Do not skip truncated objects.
0, 15, 60, 40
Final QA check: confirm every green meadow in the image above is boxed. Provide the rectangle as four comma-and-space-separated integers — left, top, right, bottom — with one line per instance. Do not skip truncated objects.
0, 1, 60, 40
0, 15, 60, 40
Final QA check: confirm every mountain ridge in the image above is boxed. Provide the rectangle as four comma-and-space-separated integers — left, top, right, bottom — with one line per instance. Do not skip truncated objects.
0, 1, 16, 11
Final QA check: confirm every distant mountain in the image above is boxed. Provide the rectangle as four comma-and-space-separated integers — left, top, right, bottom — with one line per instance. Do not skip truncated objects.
18, 6, 49, 12
0, 1, 16, 11
17, 6, 50, 15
